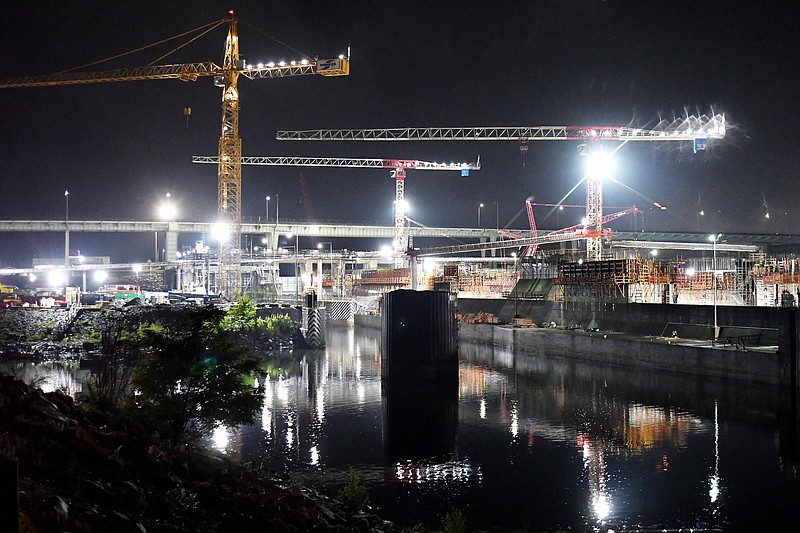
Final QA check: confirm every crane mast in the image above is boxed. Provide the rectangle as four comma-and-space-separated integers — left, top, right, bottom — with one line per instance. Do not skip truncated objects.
217, 12, 244, 296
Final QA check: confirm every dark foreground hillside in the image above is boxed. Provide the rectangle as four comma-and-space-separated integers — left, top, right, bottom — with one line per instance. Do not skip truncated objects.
0, 372, 407, 532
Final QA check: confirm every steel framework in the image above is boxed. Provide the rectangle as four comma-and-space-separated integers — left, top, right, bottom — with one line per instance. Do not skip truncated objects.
193, 155, 479, 252
276, 115, 726, 142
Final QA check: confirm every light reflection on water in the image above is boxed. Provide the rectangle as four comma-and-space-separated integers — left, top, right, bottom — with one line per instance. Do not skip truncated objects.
0, 360, 87, 396
5, 327, 800, 530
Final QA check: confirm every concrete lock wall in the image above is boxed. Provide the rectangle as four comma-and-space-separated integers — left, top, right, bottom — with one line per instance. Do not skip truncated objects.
458, 323, 784, 385
457, 298, 785, 336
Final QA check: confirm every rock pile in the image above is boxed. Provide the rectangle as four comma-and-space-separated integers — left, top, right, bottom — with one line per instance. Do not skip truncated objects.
0, 372, 407, 532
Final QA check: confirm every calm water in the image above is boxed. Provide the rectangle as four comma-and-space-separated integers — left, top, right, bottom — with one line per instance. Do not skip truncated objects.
5, 327, 800, 531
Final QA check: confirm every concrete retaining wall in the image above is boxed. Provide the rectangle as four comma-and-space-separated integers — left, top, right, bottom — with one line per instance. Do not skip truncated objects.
354, 314, 381, 329
458, 322, 782, 385
457, 298, 785, 336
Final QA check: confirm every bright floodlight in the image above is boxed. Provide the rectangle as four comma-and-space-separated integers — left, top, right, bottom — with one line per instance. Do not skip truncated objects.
586, 151, 615, 177
48, 270, 65, 287
29, 273, 37, 282
132, 264, 142, 274
396, 199, 410, 214
210, 222, 231, 243
94, 270, 108, 283
158, 201, 177, 220
380, 245, 394, 258
686, 267, 696, 277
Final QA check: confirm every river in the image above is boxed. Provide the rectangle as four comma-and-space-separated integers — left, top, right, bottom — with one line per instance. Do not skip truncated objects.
4, 325, 800, 530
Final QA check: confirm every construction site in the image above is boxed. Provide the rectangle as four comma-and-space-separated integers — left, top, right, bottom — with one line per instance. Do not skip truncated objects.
0, 11, 797, 322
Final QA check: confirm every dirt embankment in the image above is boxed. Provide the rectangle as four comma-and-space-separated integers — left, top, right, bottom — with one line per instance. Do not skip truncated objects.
0, 371, 407, 532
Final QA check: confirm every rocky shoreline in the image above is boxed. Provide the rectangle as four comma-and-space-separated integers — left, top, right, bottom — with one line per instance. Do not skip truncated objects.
0, 305, 411, 532
1, 371, 408, 532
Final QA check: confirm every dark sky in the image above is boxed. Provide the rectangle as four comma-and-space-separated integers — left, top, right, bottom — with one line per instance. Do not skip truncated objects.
0, 0, 797, 264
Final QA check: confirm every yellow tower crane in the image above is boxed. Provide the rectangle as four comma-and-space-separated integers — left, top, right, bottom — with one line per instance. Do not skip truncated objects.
0, 11, 350, 297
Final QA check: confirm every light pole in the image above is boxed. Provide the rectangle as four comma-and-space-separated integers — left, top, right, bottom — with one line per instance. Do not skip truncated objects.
511, 252, 519, 318
709, 233, 722, 338
494, 201, 499, 231
64, 190, 70, 271
477, 203, 484, 227
265, 196, 270, 223
275, 194, 279, 227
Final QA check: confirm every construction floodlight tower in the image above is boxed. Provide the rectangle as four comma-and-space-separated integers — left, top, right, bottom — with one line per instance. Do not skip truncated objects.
582, 150, 614, 260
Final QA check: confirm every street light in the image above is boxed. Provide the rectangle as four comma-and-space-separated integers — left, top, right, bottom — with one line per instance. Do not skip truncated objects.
265, 196, 270, 223
709, 233, 722, 338
477, 203, 484, 227
511, 251, 520, 318
64, 190, 69, 271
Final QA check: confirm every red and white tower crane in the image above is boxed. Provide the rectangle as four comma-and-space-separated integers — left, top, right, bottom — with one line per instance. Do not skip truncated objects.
275, 114, 725, 260
193, 155, 480, 252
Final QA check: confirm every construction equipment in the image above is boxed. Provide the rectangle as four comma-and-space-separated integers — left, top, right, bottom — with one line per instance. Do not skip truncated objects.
192, 155, 480, 252
276, 114, 724, 260
0, 12, 349, 297
275, 115, 726, 143
500, 205, 640, 263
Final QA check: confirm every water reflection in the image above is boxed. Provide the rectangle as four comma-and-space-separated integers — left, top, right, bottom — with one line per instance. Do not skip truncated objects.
0, 360, 87, 396
4, 326, 800, 531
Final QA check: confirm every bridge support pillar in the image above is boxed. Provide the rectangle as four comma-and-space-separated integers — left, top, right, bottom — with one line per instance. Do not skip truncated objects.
165, 223, 179, 262
409, 256, 418, 290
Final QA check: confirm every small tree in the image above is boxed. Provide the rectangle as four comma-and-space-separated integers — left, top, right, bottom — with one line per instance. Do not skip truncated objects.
220, 297, 257, 332
128, 305, 264, 446
338, 468, 369, 511
442, 508, 466, 533
79, 310, 135, 412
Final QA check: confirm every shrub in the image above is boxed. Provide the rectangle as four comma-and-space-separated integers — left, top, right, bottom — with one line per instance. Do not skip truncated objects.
127, 305, 264, 446
338, 468, 369, 511
442, 508, 466, 533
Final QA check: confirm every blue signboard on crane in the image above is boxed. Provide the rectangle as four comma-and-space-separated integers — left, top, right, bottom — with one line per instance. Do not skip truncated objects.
693, 138, 707, 153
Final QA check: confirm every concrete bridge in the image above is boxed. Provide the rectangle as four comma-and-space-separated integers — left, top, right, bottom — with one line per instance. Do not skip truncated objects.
3, 219, 800, 262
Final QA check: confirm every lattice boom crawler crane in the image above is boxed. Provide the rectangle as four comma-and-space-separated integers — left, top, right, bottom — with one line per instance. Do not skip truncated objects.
276, 115, 726, 260
0, 11, 350, 297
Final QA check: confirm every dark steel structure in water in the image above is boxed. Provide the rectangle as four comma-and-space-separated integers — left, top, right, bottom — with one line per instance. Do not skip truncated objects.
380, 290, 459, 461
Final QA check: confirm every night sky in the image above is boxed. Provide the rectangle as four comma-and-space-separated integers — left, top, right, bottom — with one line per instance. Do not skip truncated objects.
0, 0, 797, 265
